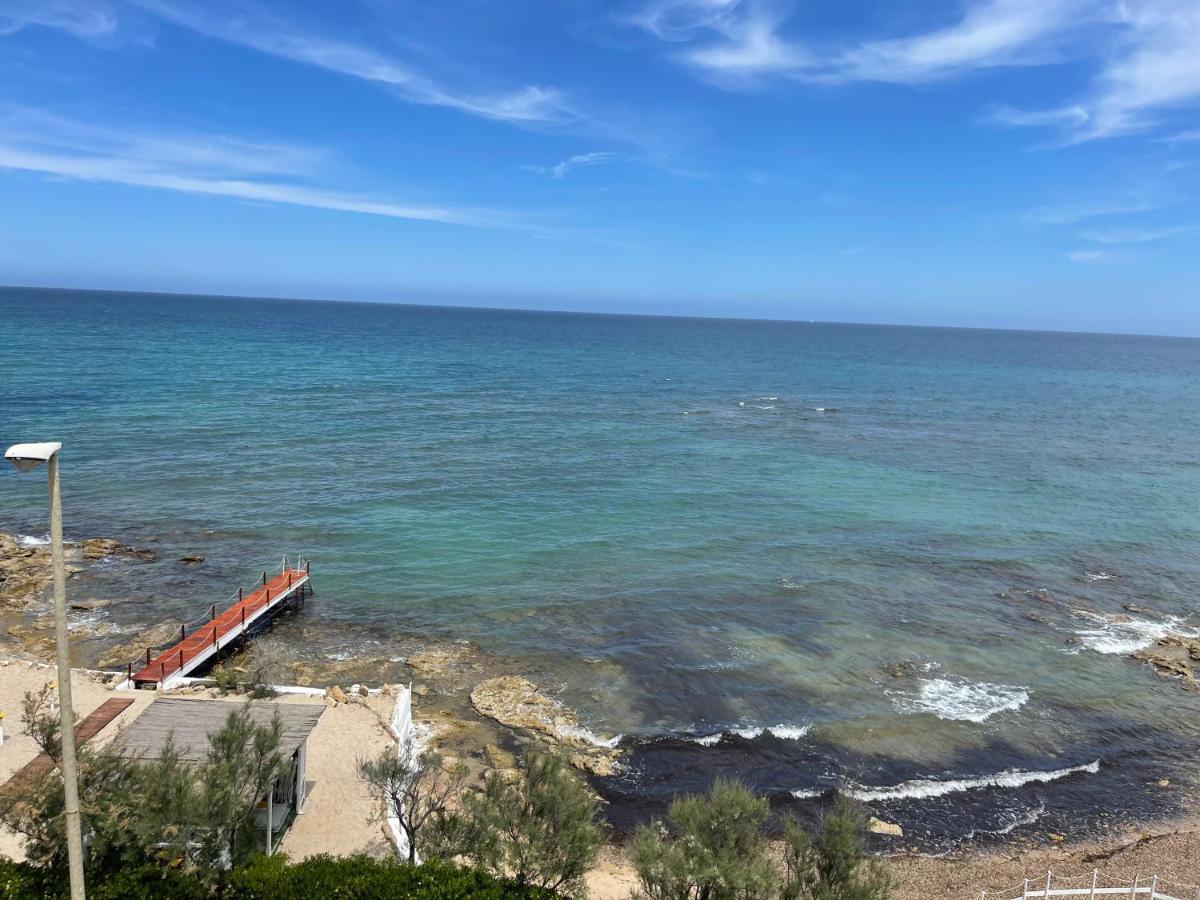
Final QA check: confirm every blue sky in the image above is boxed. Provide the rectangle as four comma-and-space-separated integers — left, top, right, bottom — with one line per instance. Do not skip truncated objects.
0, 0, 1198, 334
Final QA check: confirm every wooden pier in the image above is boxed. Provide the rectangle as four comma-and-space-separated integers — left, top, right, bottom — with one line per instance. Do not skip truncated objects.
126, 558, 311, 689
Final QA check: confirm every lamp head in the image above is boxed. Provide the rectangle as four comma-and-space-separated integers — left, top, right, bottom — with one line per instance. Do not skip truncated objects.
5, 442, 62, 473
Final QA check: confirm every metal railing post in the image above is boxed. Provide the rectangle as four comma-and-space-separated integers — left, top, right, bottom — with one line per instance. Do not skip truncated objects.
1023, 879, 1029, 900
127, 663, 132, 682
1045, 872, 1053, 899
145, 647, 151, 666
1090, 870, 1098, 900
239, 587, 243, 603
210, 604, 216, 620
180, 624, 186, 641
212, 627, 217, 646
1132, 874, 1138, 898
1149, 875, 1157, 899
262, 571, 267, 585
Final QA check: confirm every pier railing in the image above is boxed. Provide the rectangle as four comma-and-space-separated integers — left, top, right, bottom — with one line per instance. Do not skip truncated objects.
982, 870, 1200, 900
116, 554, 310, 685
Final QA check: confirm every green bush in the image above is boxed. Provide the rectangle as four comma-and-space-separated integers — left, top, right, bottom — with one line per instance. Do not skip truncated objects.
224, 854, 562, 898
0, 855, 560, 899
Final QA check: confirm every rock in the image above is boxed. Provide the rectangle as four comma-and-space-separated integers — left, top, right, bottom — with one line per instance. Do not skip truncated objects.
97, 622, 183, 667
326, 685, 350, 705
412, 684, 430, 697
470, 675, 620, 776
1048, 833, 1066, 842
0, 533, 56, 608
1157, 778, 1171, 788
70, 599, 113, 611
179, 556, 205, 564
484, 743, 516, 770
1134, 635, 1200, 691
882, 660, 925, 679
868, 817, 903, 837
408, 644, 473, 676
79, 538, 156, 562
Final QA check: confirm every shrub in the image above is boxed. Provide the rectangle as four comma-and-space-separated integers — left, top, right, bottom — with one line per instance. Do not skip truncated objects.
781, 797, 890, 900
631, 778, 778, 900
224, 854, 562, 898
358, 742, 468, 864
438, 753, 605, 897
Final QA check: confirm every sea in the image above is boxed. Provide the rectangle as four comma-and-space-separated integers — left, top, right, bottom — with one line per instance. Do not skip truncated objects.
4, 286, 1200, 852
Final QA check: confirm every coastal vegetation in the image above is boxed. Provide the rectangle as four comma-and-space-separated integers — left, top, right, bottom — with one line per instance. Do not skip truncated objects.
632, 780, 890, 900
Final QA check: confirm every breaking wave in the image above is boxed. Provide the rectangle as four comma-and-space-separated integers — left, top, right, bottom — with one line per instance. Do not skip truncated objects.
16, 534, 50, 547
1074, 615, 1198, 655
842, 760, 1100, 802
891, 677, 1028, 723
689, 724, 811, 745
558, 724, 623, 749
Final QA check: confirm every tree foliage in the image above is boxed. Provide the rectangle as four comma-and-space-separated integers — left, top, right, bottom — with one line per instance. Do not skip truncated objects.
436, 752, 606, 897
631, 782, 891, 900
0, 686, 285, 878
631, 778, 777, 900
781, 798, 890, 900
358, 742, 469, 864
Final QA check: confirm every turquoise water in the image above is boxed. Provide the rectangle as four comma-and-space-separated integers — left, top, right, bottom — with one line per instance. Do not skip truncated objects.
4, 286, 1200, 847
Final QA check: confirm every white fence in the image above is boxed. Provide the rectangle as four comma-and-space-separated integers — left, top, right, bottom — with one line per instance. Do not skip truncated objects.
982, 870, 1200, 900
385, 684, 415, 860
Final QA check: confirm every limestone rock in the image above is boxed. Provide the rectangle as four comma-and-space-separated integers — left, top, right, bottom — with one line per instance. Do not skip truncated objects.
1134, 634, 1200, 692
408, 644, 473, 676
868, 817, 903, 836
79, 538, 156, 562
70, 599, 113, 611
179, 556, 205, 564
326, 685, 350, 705
470, 675, 620, 777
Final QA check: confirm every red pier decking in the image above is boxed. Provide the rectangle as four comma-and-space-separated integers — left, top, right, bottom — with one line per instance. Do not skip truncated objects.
127, 560, 311, 689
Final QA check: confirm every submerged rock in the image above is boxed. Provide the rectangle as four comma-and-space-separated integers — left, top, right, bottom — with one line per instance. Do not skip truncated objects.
0, 533, 56, 608
1133, 634, 1200, 692
80, 538, 156, 562
97, 622, 182, 668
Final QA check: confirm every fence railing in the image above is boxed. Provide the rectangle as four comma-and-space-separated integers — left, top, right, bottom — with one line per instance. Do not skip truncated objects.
115, 554, 309, 680
982, 870, 1200, 900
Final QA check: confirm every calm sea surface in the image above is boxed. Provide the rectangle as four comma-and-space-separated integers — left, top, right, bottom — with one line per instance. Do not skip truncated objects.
4, 287, 1200, 849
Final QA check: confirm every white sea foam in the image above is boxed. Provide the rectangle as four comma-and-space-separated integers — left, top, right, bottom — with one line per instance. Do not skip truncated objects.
843, 760, 1099, 802
16, 534, 50, 547
892, 677, 1028, 723
1083, 572, 1119, 582
690, 724, 811, 745
558, 724, 623, 749
1074, 615, 1198, 655
790, 788, 824, 799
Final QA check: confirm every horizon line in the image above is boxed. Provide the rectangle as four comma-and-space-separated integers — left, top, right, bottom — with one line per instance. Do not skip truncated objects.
2, 282, 1196, 343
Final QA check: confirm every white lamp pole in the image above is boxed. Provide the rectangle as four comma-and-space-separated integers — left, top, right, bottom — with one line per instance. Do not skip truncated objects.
6, 442, 85, 900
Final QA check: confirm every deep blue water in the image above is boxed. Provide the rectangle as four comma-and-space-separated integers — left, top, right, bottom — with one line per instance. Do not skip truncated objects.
4, 286, 1200, 850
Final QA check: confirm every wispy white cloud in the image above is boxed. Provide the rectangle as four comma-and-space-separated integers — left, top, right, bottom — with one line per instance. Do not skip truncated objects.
630, 0, 1200, 143
0, 106, 514, 228
0, 0, 118, 38
1080, 223, 1195, 243
526, 151, 622, 178
127, 0, 577, 124
1022, 196, 1162, 225
1066, 249, 1110, 263
631, 0, 1092, 85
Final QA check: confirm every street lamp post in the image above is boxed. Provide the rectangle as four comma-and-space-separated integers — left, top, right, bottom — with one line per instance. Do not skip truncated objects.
5, 442, 85, 900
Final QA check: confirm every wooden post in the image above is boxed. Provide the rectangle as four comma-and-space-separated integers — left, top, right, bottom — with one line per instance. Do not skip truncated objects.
1045, 872, 1052, 899
210, 604, 216, 620
1090, 870, 1098, 900
145, 647, 151, 665
239, 587, 243, 603
212, 627, 217, 646
180, 624, 186, 641
159, 662, 165, 682
241, 607, 246, 629
178, 649, 184, 673
262, 571, 267, 586
127, 663, 132, 682
306, 560, 310, 574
